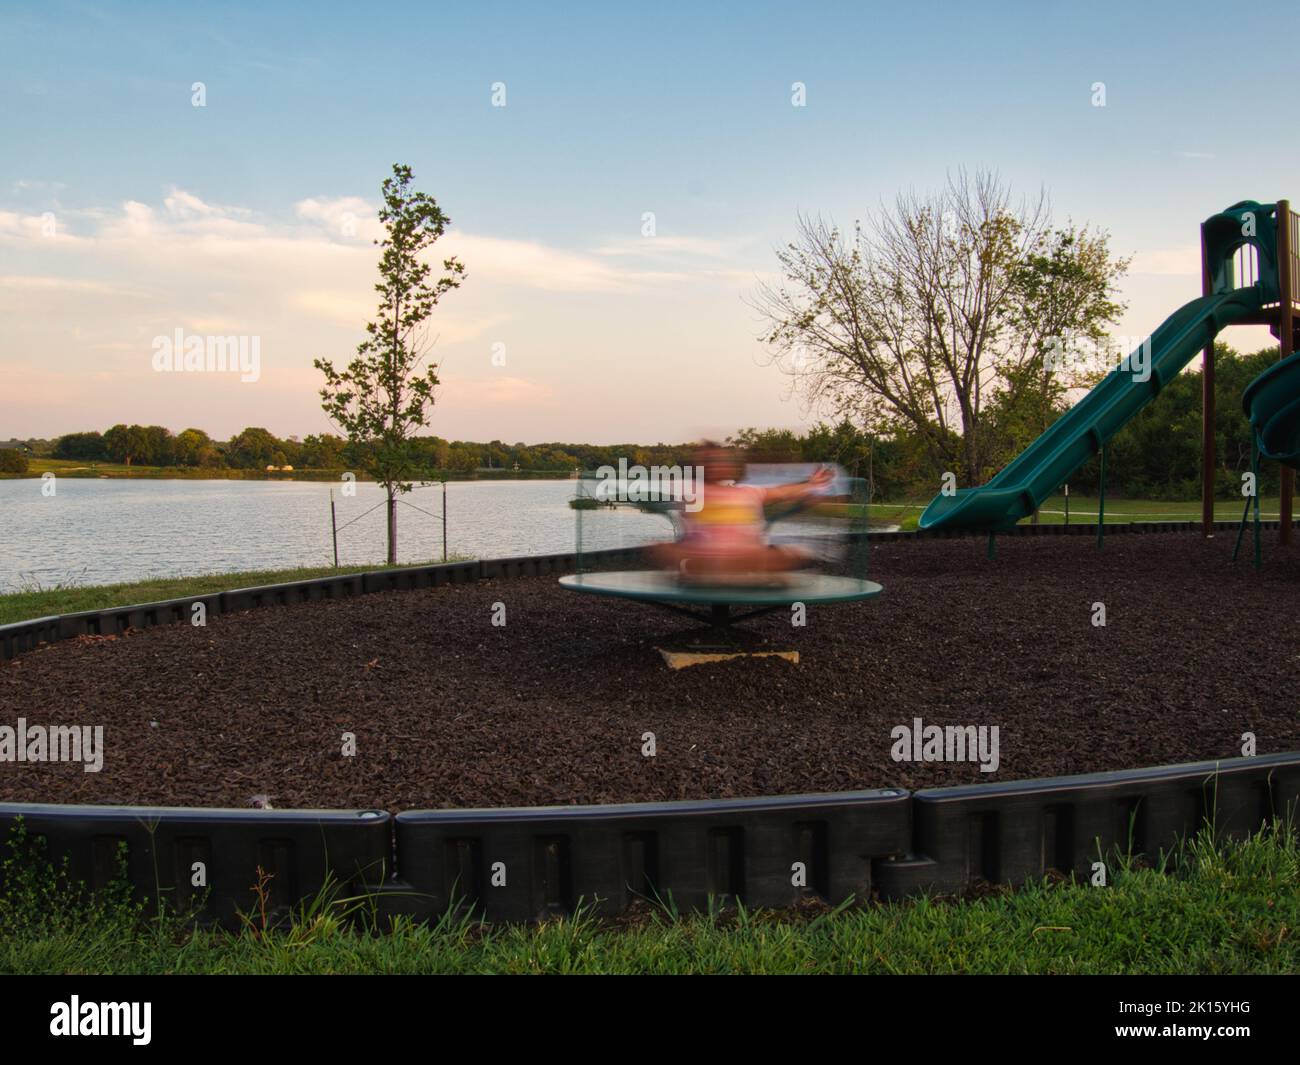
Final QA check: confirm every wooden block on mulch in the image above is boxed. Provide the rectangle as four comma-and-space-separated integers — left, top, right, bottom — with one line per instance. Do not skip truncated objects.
656, 647, 799, 670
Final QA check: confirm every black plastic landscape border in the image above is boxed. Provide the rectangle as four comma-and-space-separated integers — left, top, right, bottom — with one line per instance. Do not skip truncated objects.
0, 802, 392, 928
3, 756, 1296, 928
1, 525, 1297, 926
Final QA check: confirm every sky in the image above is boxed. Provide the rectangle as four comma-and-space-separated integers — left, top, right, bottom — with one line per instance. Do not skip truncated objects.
2, 0, 1296, 444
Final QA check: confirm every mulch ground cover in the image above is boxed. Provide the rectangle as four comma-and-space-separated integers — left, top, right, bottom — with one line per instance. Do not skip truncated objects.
2, 532, 1298, 813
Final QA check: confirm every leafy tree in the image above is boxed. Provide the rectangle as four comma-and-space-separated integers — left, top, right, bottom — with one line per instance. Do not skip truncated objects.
140, 425, 176, 466
544, 448, 579, 469
53, 431, 106, 461
0, 449, 28, 474
727, 427, 803, 461
447, 445, 479, 473
314, 164, 465, 563
227, 427, 282, 469
102, 424, 150, 465
751, 169, 1128, 487
300, 433, 347, 469
986, 226, 1130, 475
175, 428, 220, 467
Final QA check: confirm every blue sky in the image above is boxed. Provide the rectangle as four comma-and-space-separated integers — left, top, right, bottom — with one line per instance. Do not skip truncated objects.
3, 0, 1296, 441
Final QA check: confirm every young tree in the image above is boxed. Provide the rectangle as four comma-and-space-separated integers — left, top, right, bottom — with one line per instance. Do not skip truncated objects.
750, 169, 1128, 487
315, 164, 465, 563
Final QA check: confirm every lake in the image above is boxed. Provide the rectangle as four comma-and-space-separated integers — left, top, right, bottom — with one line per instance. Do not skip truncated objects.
0, 478, 675, 591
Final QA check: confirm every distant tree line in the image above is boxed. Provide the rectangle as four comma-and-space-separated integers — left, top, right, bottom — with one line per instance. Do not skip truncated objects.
49, 426, 344, 470
9, 343, 1275, 497
31, 426, 696, 477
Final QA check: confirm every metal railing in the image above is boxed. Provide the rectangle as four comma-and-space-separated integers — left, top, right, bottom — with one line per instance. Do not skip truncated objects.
1290, 209, 1300, 304
1234, 242, 1259, 290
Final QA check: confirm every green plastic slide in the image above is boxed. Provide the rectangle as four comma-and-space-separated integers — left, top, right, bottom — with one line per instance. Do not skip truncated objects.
920, 285, 1266, 532
1242, 348, 1300, 468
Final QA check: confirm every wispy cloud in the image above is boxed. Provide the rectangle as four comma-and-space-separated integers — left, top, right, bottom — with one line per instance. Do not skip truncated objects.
0, 275, 136, 294
446, 374, 558, 408
593, 234, 735, 258
0, 188, 765, 438
1129, 244, 1200, 276
0, 191, 722, 296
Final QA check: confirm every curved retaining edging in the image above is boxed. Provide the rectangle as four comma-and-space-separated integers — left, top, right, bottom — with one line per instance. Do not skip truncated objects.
390, 789, 913, 922
2, 530, 1297, 925
2, 756, 1297, 927
0, 803, 392, 928
874, 752, 1300, 899
387, 753, 1300, 920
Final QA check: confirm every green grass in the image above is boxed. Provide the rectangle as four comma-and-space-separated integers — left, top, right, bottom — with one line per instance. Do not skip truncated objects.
1, 821, 1295, 974
7, 457, 345, 481
0, 560, 469, 626
873, 496, 1279, 532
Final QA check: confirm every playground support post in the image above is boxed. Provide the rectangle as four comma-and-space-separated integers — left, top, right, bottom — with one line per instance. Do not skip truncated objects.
1097, 444, 1107, 548
1200, 221, 1216, 538
1254, 439, 1262, 570
1234, 440, 1262, 568
1279, 200, 1295, 545
1232, 486, 1251, 563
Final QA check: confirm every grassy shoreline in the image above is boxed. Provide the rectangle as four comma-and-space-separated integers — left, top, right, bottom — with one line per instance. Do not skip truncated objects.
0, 458, 575, 482
0, 561, 469, 627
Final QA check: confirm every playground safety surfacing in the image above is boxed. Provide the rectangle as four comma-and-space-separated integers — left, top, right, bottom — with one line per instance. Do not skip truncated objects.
3, 532, 1298, 814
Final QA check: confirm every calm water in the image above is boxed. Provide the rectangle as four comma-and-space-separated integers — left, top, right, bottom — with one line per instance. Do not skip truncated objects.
0, 478, 675, 592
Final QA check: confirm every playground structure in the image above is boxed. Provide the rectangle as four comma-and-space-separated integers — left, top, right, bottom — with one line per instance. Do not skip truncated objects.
558, 463, 881, 635
919, 200, 1300, 561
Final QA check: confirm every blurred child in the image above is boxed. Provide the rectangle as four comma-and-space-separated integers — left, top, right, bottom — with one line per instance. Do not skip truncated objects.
648, 442, 832, 584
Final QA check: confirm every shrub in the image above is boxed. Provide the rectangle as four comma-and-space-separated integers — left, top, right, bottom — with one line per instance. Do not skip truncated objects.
0, 449, 29, 474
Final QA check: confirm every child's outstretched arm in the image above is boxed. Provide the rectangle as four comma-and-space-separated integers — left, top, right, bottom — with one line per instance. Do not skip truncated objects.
760, 465, 834, 505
